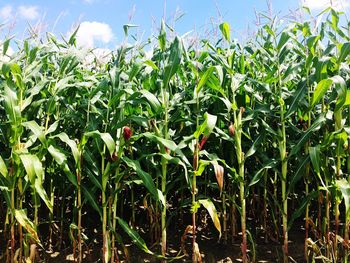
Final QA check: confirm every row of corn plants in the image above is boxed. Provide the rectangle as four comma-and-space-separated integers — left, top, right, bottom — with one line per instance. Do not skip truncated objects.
1, 7, 350, 263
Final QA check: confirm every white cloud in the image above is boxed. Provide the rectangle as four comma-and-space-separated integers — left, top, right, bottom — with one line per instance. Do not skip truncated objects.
83, 0, 95, 3
302, 0, 350, 10
0, 46, 14, 62
75, 21, 114, 48
18, 5, 39, 20
0, 5, 13, 20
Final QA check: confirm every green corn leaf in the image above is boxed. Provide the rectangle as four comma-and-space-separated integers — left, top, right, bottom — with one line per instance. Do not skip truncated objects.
82, 185, 102, 219
306, 35, 320, 56
3, 38, 11, 56
310, 79, 333, 109
158, 153, 188, 185
22, 121, 47, 147
0, 155, 8, 178
288, 191, 318, 231
102, 162, 111, 191
3, 84, 21, 127
140, 132, 189, 166
46, 121, 59, 135
332, 75, 347, 113
19, 154, 37, 184
345, 90, 350, 106
19, 154, 53, 212
123, 24, 138, 37
285, 83, 307, 119
117, 217, 184, 261
260, 119, 278, 137
122, 156, 158, 202
277, 31, 291, 51
158, 19, 166, 51
309, 145, 321, 174
52, 75, 75, 95
117, 217, 155, 255
28, 47, 38, 64
48, 145, 67, 166
21, 83, 45, 111
288, 155, 310, 193
128, 62, 142, 80
308, 146, 326, 188
0, 176, 11, 206
203, 112, 217, 138
0, 155, 10, 205
249, 160, 278, 187
141, 132, 177, 151
219, 22, 231, 42
144, 60, 159, 70
68, 25, 80, 45
140, 89, 161, 113
34, 179, 53, 213
245, 133, 264, 159
54, 132, 80, 165
289, 115, 326, 157
157, 189, 166, 207
337, 42, 350, 64
48, 145, 77, 187
198, 199, 221, 236
336, 179, 350, 221
196, 66, 215, 94
84, 131, 115, 157
195, 160, 211, 177
14, 209, 41, 245
10, 64, 24, 90
163, 36, 182, 89
194, 112, 217, 139
83, 151, 102, 190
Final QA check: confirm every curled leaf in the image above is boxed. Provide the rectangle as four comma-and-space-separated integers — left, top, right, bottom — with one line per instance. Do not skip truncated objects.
212, 160, 224, 194
14, 209, 41, 245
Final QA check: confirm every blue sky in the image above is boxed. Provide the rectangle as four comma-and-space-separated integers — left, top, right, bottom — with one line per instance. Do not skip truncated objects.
0, 0, 349, 49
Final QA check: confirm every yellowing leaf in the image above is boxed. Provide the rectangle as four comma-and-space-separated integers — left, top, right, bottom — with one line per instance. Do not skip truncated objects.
198, 199, 221, 237
14, 209, 41, 245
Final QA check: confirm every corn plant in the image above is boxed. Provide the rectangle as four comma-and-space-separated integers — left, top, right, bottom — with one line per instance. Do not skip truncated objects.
2, 7, 350, 263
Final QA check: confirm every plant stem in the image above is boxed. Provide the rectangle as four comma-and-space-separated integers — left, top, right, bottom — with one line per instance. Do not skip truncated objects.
161, 109, 169, 258
111, 181, 119, 263
10, 187, 15, 263
280, 114, 288, 262
161, 157, 167, 257
18, 177, 23, 263
275, 33, 288, 262
77, 167, 82, 263
263, 170, 268, 243
222, 188, 227, 243
326, 190, 330, 259
49, 178, 54, 251
234, 108, 247, 263
192, 94, 200, 263
102, 179, 107, 263
192, 145, 198, 262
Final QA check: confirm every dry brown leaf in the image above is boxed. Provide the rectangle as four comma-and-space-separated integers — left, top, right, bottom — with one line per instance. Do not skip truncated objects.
212, 160, 224, 194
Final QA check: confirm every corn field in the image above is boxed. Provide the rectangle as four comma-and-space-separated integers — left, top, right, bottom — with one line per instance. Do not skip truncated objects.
1, 7, 350, 263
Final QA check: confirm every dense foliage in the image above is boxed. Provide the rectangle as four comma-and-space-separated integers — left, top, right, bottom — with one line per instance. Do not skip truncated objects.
1, 8, 350, 263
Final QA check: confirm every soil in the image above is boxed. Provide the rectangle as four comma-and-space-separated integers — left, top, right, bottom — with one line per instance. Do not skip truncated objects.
0, 197, 307, 263
31, 212, 306, 263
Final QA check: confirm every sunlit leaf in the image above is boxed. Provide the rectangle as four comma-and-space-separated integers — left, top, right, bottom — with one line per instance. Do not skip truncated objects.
310, 79, 333, 109
219, 22, 231, 42
14, 209, 41, 245
198, 199, 221, 236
